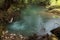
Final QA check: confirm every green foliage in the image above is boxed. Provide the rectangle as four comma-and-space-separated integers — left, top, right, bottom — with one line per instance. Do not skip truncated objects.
0, 0, 4, 7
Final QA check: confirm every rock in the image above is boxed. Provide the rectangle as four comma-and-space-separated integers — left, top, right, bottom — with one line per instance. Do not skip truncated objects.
51, 27, 60, 39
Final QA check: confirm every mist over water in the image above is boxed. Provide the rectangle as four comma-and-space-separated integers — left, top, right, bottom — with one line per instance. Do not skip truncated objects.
7, 5, 60, 36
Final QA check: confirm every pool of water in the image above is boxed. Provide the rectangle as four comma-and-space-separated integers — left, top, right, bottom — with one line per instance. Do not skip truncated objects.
7, 5, 60, 36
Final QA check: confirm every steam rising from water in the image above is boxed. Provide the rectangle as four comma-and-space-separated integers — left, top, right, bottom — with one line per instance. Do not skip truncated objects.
7, 6, 60, 36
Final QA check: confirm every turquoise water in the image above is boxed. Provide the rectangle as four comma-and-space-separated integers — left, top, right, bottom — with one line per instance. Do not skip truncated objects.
7, 5, 60, 36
